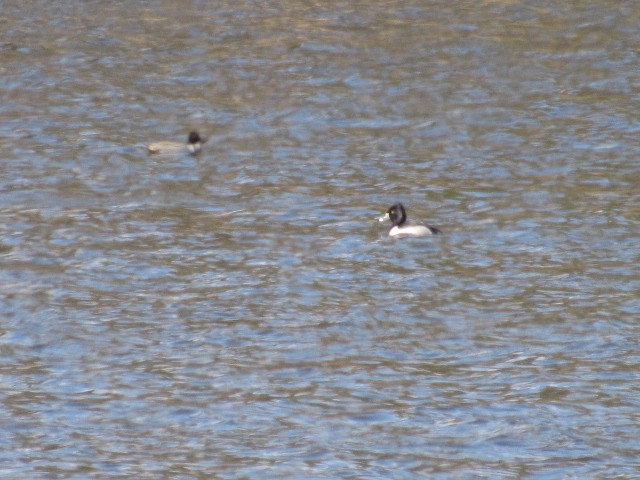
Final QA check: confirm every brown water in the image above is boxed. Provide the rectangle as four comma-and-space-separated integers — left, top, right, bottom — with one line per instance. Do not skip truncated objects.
1, 1, 639, 478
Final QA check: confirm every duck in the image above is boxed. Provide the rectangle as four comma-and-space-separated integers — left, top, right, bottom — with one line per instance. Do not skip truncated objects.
378, 203, 441, 237
147, 131, 203, 155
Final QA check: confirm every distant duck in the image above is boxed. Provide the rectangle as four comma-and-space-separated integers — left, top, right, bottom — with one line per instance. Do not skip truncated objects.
378, 203, 441, 237
147, 131, 202, 155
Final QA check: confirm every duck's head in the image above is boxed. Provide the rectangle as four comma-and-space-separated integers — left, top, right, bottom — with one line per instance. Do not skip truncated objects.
378, 203, 407, 226
188, 131, 202, 144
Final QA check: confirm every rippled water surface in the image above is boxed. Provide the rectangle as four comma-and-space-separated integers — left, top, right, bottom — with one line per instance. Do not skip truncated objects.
1, 1, 639, 478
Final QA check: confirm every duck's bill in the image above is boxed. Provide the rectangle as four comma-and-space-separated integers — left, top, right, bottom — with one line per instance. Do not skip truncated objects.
378, 212, 390, 222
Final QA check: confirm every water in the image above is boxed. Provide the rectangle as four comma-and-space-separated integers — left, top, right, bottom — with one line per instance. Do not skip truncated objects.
1, 1, 639, 478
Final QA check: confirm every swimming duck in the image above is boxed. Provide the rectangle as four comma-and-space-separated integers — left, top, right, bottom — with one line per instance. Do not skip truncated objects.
147, 131, 202, 155
378, 203, 441, 237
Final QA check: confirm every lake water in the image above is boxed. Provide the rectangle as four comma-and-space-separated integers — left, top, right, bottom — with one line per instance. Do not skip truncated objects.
1, 1, 639, 478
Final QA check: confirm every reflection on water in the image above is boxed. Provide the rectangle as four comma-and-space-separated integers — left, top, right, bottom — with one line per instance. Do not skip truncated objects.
1, 1, 639, 477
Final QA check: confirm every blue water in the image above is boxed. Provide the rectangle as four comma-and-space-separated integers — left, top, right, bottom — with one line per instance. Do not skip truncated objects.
1, 1, 639, 478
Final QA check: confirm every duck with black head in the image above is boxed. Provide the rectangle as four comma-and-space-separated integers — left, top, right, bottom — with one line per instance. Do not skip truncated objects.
147, 131, 203, 155
378, 203, 441, 237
